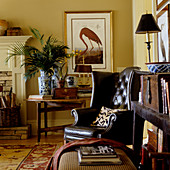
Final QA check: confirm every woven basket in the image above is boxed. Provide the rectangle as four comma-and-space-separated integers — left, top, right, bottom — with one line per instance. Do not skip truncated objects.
0, 106, 20, 127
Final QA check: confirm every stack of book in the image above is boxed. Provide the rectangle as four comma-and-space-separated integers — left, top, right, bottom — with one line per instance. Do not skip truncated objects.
77, 87, 92, 98
28, 95, 53, 100
77, 145, 122, 165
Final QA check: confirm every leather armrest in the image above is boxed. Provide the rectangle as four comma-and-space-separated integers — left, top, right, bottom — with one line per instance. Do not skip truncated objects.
71, 107, 100, 126
99, 110, 133, 144
113, 110, 133, 126
105, 110, 131, 130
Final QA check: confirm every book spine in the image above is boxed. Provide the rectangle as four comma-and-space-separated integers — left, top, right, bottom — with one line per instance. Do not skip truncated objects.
163, 79, 168, 115
161, 78, 166, 114
165, 81, 170, 116
140, 75, 144, 105
158, 129, 163, 152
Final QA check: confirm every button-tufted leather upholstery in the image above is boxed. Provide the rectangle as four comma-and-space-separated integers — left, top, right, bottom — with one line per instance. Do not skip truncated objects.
64, 67, 149, 145
111, 67, 134, 109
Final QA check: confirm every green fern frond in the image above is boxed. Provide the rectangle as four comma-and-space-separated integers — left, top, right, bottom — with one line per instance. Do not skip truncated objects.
6, 27, 74, 81
30, 27, 44, 45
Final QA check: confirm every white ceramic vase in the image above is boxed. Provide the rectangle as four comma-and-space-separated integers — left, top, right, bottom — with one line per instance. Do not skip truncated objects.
38, 70, 51, 95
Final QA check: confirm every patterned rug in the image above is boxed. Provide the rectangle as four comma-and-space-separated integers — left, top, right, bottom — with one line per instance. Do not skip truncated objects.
0, 143, 61, 170
0, 145, 33, 170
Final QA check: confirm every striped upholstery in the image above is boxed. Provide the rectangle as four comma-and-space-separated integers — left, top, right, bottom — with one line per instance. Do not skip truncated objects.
58, 149, 137, 170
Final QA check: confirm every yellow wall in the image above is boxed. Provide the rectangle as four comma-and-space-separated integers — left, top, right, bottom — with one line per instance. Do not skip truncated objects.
0, 0, 134, 121
133, 0, 158, 70
133, 0, 156, 137
0, 0, 134, 70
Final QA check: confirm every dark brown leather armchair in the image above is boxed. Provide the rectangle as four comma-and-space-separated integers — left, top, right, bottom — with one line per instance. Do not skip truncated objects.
64, 67, 149, 145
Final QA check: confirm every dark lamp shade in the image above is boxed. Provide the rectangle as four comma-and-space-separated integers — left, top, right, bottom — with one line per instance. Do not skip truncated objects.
74, 65, 92, 73
136, 14, 161, 34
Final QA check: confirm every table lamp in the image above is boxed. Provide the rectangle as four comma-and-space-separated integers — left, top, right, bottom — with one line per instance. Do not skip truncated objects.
135, 13, 161, 63
74, 64, 92, 88
74, 64, 92, 73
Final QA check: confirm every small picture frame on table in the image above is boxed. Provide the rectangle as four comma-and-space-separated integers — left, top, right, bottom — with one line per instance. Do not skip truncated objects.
157, 4, 170, 62
64, 11, 113, 74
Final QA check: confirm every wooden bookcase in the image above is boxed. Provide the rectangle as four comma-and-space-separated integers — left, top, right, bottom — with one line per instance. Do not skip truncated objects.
131, 101, 170, 169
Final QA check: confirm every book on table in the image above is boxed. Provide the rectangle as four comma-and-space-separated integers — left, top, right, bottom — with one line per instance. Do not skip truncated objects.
28, 95, 53, 100
77, 145, 122, 165
77, 87, 92, 98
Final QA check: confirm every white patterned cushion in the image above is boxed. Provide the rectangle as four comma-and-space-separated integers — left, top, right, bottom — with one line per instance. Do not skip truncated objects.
91, 106, 127, 127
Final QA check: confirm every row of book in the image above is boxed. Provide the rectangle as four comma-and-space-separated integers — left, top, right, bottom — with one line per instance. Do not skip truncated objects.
147, 126, 163, 153
77, 145, 122, 166
161, 77, 170, 116
141, 126, 164, 168
77, 87, 92, 98
139, 75, 170, 117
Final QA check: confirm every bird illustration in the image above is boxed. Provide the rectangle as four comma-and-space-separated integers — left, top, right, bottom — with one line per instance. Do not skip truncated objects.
79, 27, 102, 56
160, 24, 166, 62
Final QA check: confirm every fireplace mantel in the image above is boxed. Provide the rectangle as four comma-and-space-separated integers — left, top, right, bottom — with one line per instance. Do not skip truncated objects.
0, 36, 32, 71
0, 35, 32, 125
0, 35, 32, 45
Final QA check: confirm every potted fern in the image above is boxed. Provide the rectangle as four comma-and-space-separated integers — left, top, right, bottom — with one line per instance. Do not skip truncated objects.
6, 28, 73, 94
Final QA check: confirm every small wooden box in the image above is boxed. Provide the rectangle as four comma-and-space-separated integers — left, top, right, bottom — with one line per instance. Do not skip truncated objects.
52, 87, 78, 99
141, 74, 170, 113
7, 27, 22, 36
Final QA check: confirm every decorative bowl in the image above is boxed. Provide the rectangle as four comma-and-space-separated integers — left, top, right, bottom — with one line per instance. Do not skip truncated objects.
145, 62, 170, 73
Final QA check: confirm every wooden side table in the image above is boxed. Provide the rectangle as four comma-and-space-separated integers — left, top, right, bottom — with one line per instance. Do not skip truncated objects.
27, 98, 86, 142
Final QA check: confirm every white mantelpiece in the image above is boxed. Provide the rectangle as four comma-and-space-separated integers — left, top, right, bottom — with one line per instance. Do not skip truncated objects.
0, 35, 32, 125
0, 35, 31, 44
0, 36, 32, 71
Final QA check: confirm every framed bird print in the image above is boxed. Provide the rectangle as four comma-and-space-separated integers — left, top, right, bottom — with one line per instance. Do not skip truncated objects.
157, 4, 170, 62
156, 0, 169, 10
64, 11, 113, 74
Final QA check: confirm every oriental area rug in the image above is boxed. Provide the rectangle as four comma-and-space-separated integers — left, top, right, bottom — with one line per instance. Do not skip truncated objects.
0, 143, 61, 170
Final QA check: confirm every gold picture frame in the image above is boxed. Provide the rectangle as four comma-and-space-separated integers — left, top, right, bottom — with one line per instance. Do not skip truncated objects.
64, 11, 113, 74
157, 4, 170, 61
156, 0, 169, 10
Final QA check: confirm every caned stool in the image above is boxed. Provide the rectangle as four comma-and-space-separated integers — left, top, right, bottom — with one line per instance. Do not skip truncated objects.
58, 148, 137, 170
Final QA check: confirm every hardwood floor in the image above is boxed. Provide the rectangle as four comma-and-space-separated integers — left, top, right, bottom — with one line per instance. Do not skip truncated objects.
0, 132, 64, 145
0, 131, 147, 148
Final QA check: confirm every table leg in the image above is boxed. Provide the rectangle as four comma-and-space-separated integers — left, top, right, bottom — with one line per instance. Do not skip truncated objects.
82, 99, 86, 108
37, 102, 41, 143
44, 102, 47, 137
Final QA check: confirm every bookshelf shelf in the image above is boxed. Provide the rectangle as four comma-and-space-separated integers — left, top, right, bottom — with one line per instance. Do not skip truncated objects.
131, 101, 170, 155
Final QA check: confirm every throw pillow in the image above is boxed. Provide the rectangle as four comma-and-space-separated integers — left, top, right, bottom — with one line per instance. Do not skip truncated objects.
91, 106, 127, 127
